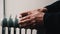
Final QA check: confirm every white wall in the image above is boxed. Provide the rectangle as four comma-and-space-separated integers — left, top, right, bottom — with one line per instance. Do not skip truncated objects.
0, 0, 3, 34
0, 0, 3, 25
0, 0, 58, 21
5, 0, 57, 20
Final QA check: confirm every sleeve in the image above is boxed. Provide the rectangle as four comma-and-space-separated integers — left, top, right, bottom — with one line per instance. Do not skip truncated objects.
45, 1, 60, 13
44, 1, 60, 28
44, 12, 60, 28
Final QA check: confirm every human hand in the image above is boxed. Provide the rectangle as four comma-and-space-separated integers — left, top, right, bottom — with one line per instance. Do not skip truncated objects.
18, 8, 47, 28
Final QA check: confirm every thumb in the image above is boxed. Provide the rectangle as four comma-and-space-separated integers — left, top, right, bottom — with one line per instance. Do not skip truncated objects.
37, 8, 47, 12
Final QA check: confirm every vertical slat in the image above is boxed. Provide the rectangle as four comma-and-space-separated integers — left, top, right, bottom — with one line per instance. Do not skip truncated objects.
21, 28, 25, 34
14, 28, 16, 34
8, 27, 11, 34
31, 29, 32, 34
32, 29, 37, 34
2, 27, 5, 34
0, 26, 2, 34
27, 29, 31, 34
19, 28, 21, 34
11, 27, 14, 34
5, 27, 8, 34
25, 29, 27, 34
16, 28, 19, 34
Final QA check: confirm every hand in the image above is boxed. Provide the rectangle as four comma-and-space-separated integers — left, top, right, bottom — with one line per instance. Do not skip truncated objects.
18, 8, 47, 28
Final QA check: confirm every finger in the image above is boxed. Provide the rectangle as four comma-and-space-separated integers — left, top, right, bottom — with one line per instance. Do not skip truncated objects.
20, 17, 35, 24
18, 14, 35, 26
20, 11, 28, 15
19, 17, 36, 28
19, 15, 22, 18
21, 20, 36, 28
27, 20, 36, 26
19, 11, 29, 18
41, 8, 47, 12
20, 11, 32, 17
37, 8, 47, 12
20, 15, 31, 21
19, 20, 35, 28
20, 12, 38, 21
19, 13, 31, 18
20, 23, 27, 28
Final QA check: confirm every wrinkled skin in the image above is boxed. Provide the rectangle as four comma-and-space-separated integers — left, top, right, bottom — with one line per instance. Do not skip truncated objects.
18, 8, 47, 28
